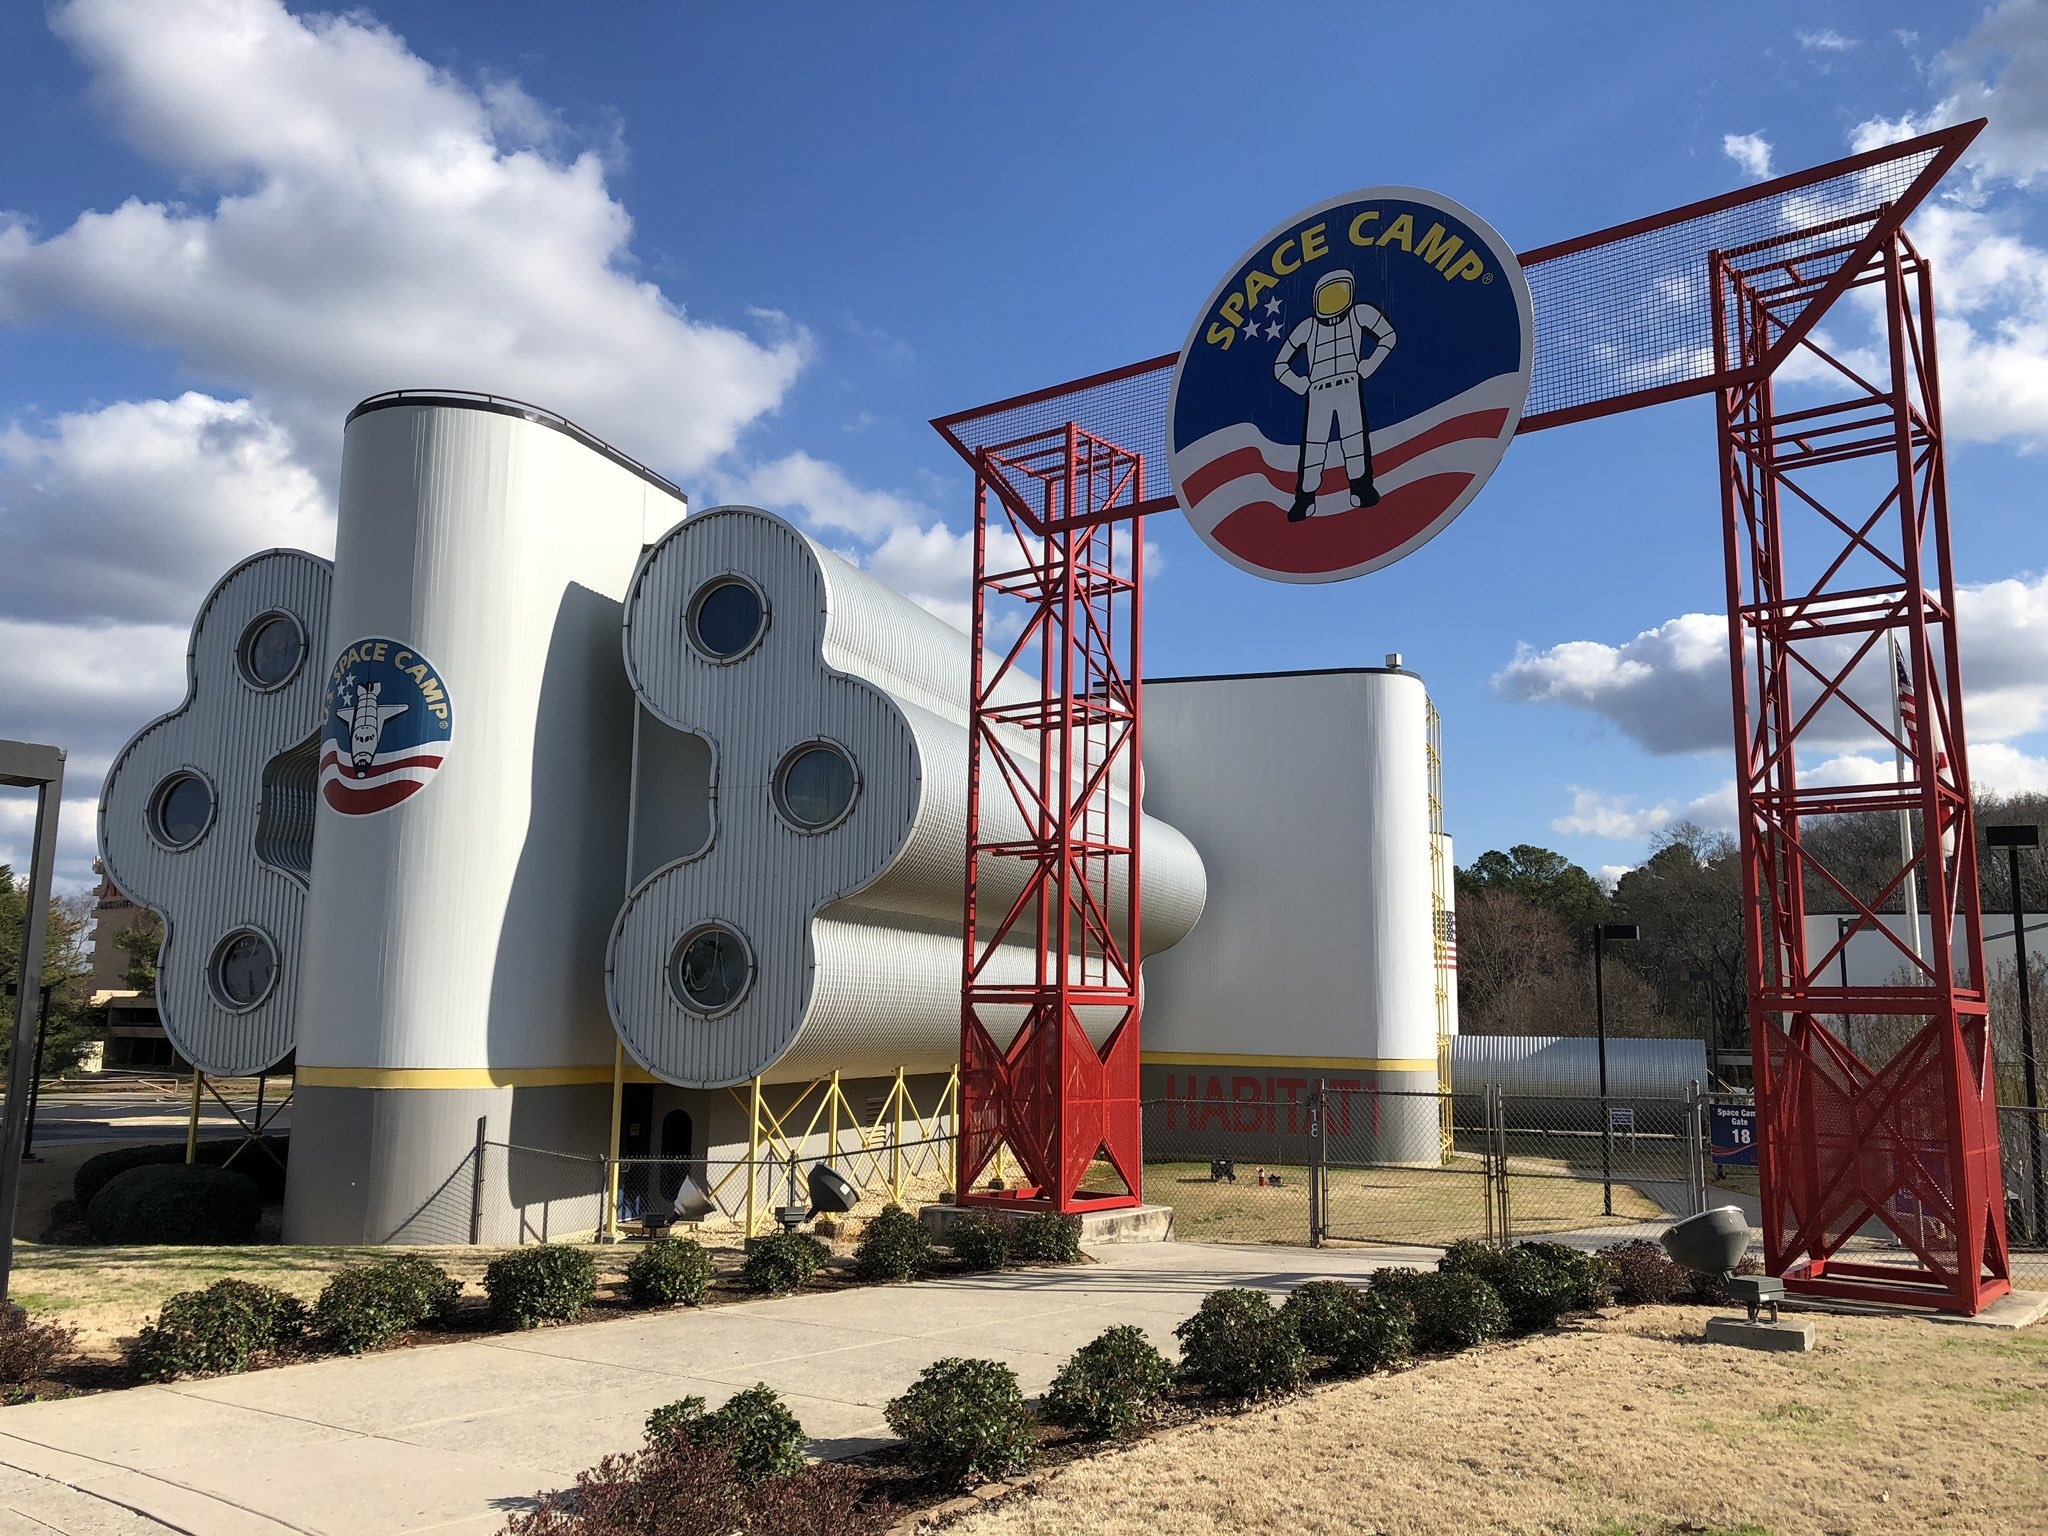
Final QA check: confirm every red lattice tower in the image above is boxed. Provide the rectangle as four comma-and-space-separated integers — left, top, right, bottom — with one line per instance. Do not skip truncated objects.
934, 120, 2011, 1302
1714, 223, 2005, 1310
932, 407, 1157, 1213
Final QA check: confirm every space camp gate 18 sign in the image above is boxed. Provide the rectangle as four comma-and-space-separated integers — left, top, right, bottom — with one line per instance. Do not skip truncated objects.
1168, 187, 1533, 583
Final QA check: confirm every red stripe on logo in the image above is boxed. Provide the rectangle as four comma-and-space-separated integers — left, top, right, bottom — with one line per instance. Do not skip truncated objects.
319, 749, 446, 778
1178, 409, 1509, 507
1208, 472, 1473, 575
321, 777, 426, 815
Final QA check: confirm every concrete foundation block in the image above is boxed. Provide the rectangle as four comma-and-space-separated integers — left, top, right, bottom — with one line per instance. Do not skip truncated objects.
1704, 1315, 1817, 1352
919, 1203, 1175, 1246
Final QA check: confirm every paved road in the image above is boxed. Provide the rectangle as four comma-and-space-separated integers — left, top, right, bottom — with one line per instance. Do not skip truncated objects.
15, 1095, 288, 1149
0, 1238, 1434, 1536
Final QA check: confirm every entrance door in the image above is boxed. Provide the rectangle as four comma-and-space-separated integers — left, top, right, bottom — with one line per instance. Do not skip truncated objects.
659, 1109, 695, 1200
619, 1084, 654, 1218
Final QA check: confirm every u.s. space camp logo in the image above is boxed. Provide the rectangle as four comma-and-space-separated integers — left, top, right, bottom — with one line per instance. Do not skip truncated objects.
319, 637, 454, 815
1168, 187, 1533, 584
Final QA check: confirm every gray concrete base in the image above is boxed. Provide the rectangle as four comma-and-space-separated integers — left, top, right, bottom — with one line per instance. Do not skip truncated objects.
1704, 1315, 1817, 1352
1780, 1286, 2048, 1330
919, 1202, 1175, 1246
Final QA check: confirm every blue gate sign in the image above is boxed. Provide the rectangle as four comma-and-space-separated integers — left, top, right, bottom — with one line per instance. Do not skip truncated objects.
1711, 1103, 1758, 1167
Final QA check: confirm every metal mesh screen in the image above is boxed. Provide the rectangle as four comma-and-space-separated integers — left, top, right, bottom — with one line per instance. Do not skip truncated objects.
932, 127, 1969, 478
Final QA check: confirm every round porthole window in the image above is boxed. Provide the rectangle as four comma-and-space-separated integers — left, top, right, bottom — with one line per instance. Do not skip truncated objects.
208, 928, 279, 1012
686, 578, 766, 661
237, 611, 307, 690
667, 923, 753, 1016
773, 742, 857, 831
148, 772, 215, 851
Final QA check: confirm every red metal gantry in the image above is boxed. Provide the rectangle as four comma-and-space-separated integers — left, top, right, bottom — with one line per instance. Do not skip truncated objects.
931, 412, 1152, 1213
1714, 223, 2006, 1311
932, 120, 2012, 1301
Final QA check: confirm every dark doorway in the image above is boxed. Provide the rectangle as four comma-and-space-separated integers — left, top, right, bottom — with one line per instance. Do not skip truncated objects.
619, 1084, 655, 1218
659, 1109, 695, 1200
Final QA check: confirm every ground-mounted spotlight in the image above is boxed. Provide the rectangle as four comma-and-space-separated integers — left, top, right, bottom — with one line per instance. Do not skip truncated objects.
1662, 1206, 1812, 1352
671, 1174, 716, 1224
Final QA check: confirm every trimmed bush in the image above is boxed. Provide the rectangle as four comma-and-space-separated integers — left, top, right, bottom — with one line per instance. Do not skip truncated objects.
647, 1384, 805, 1485
87, 1163, 260, 1245
884, 1356, 1037, 1486
485, 1243, 597, 1329
853, 1205, 935, 1284
1010, 1211, 1081, 1264
1599, 1239, 1692, 1306
505, 1436, 869, 1536
1041, 1324, 1174, 1439
1174, 1287, 1307, 1402
1409, 1270, 1510, 1353
0, 1305, 75, 1388
945, 1212, 1011, 1272
312, 1255, 460, 1354
130, 1279, 306, 1381
741, 1233, 829, 1296
625, 1237, 714, 1308
74, 1137, 290, 1209
1438, 1243, 1578, 1335
1516, 1241, 1617, 1311
1281, 1280, 1412, 1375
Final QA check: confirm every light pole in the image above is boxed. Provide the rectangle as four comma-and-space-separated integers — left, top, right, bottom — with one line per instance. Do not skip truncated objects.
1987, 824, 2042, 1243
1837, 914, 1856, 1063
1689, 968, 1714, 1085
1593, 922, 1641, 1217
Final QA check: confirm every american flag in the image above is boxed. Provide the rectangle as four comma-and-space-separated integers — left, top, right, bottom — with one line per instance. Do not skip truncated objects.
1893, 638, 1917, 758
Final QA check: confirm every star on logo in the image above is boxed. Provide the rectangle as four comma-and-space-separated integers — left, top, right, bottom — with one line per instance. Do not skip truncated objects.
1263, 296, 1282, 317
1242, 321, 1258, 342
1265, 321, 1282, 339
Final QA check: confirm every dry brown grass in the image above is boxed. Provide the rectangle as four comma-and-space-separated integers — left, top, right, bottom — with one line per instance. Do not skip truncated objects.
948, 1307, 2048, 1536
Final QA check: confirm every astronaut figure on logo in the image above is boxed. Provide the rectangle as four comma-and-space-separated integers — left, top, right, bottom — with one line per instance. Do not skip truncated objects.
1273, 269, 1397, 522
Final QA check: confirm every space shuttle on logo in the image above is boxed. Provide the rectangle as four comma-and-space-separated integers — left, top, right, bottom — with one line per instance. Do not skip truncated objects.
336, 676, 409, 778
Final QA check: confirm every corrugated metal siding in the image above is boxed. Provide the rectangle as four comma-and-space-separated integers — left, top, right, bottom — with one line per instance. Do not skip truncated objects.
98, 550, 333, 1076
608, 505, 1206, 1088
1450, 1034, 1709, 1100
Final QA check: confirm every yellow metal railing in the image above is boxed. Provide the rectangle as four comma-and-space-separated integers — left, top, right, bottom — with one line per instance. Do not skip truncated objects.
1427, 696, 1455, 1162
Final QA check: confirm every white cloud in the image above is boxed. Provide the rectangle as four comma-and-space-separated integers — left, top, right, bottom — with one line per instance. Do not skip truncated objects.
1498, 573, 2048, 757
1799, 28, 1858, 53
1552, 789, 1675, 840
0, 791, 105, 892
0, 393, 329, 626
1722, 132, 1775, 181
0, 0, 806, 476
1851, 0, 2048, 188
722, 451, 938, 544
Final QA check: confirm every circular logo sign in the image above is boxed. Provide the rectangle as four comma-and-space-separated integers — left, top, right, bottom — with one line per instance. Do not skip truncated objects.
320, 637, 454, 816
1168, 187, 1532, 584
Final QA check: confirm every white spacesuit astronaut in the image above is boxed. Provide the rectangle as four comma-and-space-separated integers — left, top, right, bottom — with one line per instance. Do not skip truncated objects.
1273, 269, 1397, 522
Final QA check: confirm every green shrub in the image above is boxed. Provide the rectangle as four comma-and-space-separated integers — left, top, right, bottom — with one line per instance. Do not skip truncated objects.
74, 1137, 290, 1208
945, 1212, 1011, 1272
1010, 1211, 1080, 1264
884, 1357, 1037, 1486
625, 1237, 714, 1308
1598, 1239, 1692, 1306
647, 1384, 805, 1485
1515, 1241, 1616, 1311
130, 1279, 307, 1381
1281, 1280, 1412, 1375
1174, 1288, 1307, 1402
1408, 1270, 1510, 1352
484, 1243, 597, 1329
87, 1163, 260, 1245
311, 1256, 460, 1354
0, 1305, 76, 1388
741, 1233, 828, 1296
1041, 1324, 1174, 1439
1438, 1243, 1578, 1335
853, 1205, 935, 1284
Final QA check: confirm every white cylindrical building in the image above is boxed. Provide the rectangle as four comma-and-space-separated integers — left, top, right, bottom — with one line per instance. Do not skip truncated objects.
283, 395, 688, 1244
1136, 667, 1441, 1161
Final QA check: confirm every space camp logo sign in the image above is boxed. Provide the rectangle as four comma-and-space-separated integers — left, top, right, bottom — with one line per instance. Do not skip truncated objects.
1168, 187, 1533, 584
319, 637, 454, 815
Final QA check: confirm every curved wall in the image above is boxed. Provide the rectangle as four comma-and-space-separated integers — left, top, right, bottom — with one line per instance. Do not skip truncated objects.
284, 397, 687, 1243
98, 550, 332, 1075
607, 506, 1207, 1088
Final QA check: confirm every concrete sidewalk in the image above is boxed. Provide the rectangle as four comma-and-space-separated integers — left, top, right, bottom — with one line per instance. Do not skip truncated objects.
0, 1240, 1433, 1536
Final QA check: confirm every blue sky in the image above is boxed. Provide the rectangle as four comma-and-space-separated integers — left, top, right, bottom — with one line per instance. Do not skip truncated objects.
3, 0, 2046, 888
